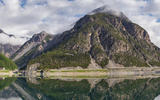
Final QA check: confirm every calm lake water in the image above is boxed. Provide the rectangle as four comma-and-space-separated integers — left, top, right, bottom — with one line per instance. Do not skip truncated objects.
0, 77, 160, 100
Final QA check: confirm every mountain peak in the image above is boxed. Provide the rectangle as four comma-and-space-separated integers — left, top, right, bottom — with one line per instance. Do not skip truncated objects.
39, 31, 48, 35
31, 31, 50, 42
89, 6, 130, 21
11, 31, 54, 68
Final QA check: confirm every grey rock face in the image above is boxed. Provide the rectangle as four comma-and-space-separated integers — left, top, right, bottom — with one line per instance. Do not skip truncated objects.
0, 43, 20, 57
11, 31, 53, 69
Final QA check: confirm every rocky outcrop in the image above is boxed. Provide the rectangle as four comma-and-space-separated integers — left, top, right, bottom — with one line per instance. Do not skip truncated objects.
26, 63, 40, 77
11, 31, 53, 69
0, 43, 20, 57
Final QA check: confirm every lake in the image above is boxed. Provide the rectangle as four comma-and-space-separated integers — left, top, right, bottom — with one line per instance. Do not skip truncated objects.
0, 77, 160, 100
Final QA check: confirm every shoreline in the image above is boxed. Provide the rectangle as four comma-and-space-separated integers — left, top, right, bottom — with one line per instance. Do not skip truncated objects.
0, 70, 17, 77
2, 67, 160, 78
31, 67, 160, 78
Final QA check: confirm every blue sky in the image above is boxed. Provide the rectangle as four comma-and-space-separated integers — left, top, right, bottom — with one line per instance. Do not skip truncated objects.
0, 0, 160, 47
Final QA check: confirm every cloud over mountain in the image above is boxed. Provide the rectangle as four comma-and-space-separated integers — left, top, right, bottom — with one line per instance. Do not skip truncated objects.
0, 0, 160, 47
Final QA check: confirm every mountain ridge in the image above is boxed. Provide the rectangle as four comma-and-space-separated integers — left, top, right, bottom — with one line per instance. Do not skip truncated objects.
11, 31, 53, 69
0, 29, 29, 45
12, 6, 160, 70
0, 43, 20, 57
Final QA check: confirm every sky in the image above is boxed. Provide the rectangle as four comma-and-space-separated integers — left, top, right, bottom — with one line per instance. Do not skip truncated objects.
0, 0, 160, 47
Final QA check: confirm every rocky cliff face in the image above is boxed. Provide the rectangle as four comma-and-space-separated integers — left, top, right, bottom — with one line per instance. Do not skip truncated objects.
11, 31, 53, 69
0, 29, 21, 57
0, 43, 20, 57
22, 6, 160, 69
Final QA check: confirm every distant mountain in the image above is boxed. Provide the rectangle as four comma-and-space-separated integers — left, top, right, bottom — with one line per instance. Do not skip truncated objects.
0, 29, 16, 38
16, 6, 160, 70
11, 31, 53, 69
0, 29, 29, 40
89, 5, 130, 21
0, 29, 29, 57
0, 28, 29, 45
0, 43, 20, 57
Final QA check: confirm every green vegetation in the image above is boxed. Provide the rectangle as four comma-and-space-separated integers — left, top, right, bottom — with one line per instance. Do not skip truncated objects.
89, 78, 160, 100
0, 54, 17, 70
59, 75, 108, 79
48, 69, 108, 73
45, 35, 52, 42
113, 53, 149, 67
90, 80, 109, 100
62, 32, 89, 51
0, 77, 16, 90
29, 50, 91, 69
25, 12, 160, 69
99, 58, 109, 68
17, 77, 160, 100
104, 78, 160, 100
27, 79, 90, 100
0, 70, 10, 72
59, 69, 108, 72
90, 45, 109, 67
149, 60, 160, 66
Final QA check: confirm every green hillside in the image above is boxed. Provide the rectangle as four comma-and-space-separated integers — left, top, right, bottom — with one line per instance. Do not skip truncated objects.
26, 7, 160, 70
0, 54, 17, 70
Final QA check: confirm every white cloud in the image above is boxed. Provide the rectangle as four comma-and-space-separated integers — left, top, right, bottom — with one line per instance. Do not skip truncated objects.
0, 34, 27, 45
0, 0, 160, 47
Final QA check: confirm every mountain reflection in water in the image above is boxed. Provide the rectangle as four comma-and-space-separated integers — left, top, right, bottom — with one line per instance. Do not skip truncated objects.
0, 77, 160, 100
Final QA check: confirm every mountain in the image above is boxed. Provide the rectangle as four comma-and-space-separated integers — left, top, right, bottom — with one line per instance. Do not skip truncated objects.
0, 43, 20, 57
11, 31, 53, 69
17, 6, 160, 70
0, 29, 28, 57
0, 29, 29, 41
0, 54, 17, 70
0, 29, 16, 38
0, 28, 29, 46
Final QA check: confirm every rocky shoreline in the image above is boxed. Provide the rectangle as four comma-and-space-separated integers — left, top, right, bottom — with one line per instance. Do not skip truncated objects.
1, 67, 160, 78
24, 67, 160, 78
